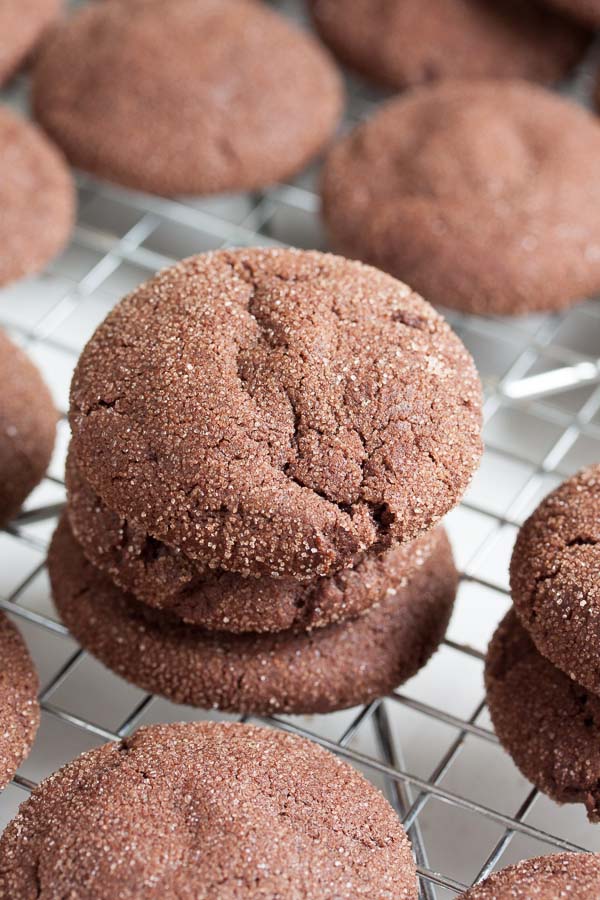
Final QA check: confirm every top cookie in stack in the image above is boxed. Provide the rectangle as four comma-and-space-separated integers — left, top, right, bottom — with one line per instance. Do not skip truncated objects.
52, 248, 483, 715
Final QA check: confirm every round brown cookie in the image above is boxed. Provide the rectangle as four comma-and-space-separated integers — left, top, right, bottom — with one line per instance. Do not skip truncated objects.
321, 80, 600, 317
543, 0, 600, 26
511, 465, 600, 695
31, 0, 342, 196
0, 330, 57, 526
0, 720, 418, 900
69, 248, 482, 581
462, 853, 600, 899
309, 0, 588, 91
0, 0, 61, 87
0, 106, 74, 288
486, 609, 600, 822
0, 612, 39, 791
49, 515, 457, 715
66, 450, 445, 633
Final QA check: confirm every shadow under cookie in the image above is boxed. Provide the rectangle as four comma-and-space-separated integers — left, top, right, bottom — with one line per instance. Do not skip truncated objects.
485, 608, 600, 822
49, 515, 457, 716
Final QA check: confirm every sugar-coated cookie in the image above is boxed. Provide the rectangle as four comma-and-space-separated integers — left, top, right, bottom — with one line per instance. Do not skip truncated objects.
462, 852, 600, 899
321, 80, 600, 316
0, 329, 57, 526
0, 612, 39, 792
0, 106, 74, 288
309, 0, 588, 90
0, 720, 418, 899
511, 465, 600, 695
69, 249, 482, 581
32, 0, 342, 195
66, 450, 447, 633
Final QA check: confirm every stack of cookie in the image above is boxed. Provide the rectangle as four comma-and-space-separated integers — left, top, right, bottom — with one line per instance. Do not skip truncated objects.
486, 465, 600, 821
49, 247, 483, 716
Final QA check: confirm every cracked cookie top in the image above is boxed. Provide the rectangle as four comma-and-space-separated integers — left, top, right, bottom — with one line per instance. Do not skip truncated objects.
0, 721, 418, 899
69, 248, 482, 581
31, 0, 342, 195
511, 464, 600, 693
65, 449, 445, 633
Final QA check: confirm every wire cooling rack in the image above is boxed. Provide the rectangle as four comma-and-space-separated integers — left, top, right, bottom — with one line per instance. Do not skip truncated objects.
2, 2, 600, 897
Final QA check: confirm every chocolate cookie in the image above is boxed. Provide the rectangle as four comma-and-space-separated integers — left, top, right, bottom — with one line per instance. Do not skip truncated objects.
0, 106, 74, 288
0, 612, 39, 791
0, 721, 418, 899
0, 0, 61, 86
462, 853, 600, 899
486, 609, 600, 822
0, 329, 57, 526
309, 0, 588, 90
66, 450, 445, 633
69, 248, 482, 581
49, 515, 457, 715
543, 0, 600, 26
321, 80, 600, 317
31, 0, 342, 196
511, 465, 600, 695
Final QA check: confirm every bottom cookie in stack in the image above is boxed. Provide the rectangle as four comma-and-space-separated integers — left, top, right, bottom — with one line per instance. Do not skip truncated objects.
485, 609, 600, 823
48, 513, 458, 716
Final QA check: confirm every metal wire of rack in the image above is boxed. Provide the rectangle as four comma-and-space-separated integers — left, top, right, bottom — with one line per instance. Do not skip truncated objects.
2, 2, 600, 897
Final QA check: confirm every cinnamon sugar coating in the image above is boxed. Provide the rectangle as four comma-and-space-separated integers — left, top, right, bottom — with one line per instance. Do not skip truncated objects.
463, 852, 600, 899
69, 248, 482, 581
0, 0, 61, 86
0, 612, 39, 792
66, 449, 445, 633
0, 721, 418, 899
511, 465, 600, 694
